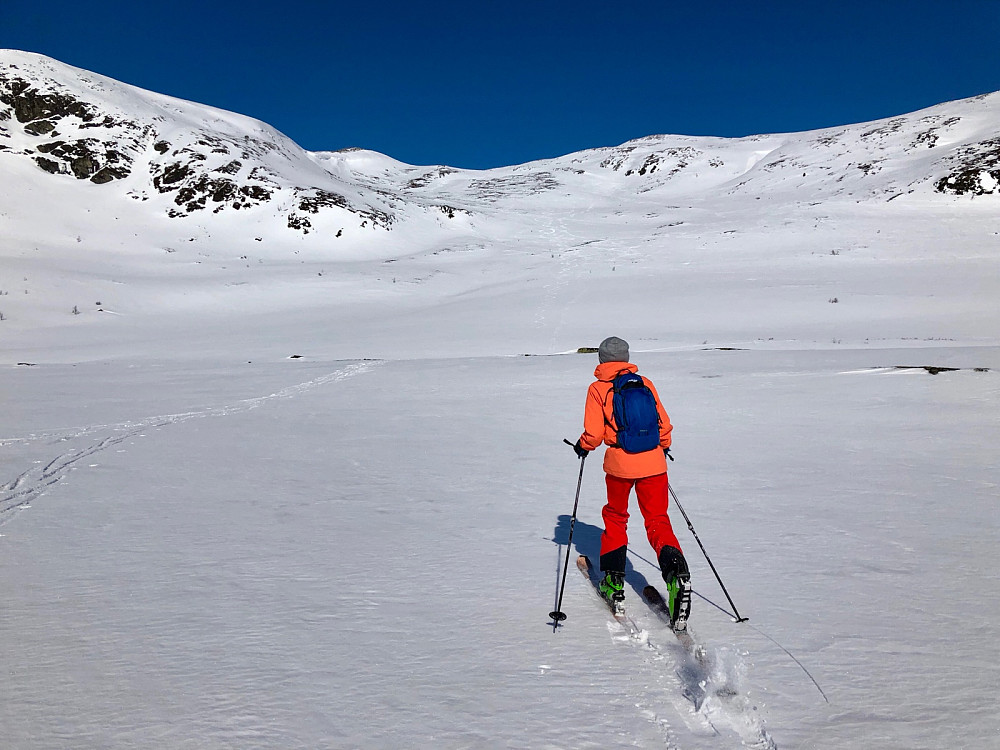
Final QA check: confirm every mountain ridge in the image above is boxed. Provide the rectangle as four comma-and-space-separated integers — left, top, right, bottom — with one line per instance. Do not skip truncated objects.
4, 48, 1000, 234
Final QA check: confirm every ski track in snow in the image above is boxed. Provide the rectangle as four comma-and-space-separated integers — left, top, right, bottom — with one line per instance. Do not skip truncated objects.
594, 600, 777, 749
577, 551, 776, 746
531, 212, 594, 350
0, 361, 379, 526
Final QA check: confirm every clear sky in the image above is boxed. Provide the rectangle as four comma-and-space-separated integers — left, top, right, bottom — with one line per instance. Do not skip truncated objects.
3, 0, 999, 169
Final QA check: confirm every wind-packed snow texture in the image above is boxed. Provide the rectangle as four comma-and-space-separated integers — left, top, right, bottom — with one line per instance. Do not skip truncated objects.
2, 50, 999, 749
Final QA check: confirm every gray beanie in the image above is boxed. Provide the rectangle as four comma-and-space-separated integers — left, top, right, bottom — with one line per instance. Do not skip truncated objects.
598, 336, 629, 363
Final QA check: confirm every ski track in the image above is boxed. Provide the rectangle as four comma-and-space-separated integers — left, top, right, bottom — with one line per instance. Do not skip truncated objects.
603, 610, 778, 749
530, 213, 593, 350
0, 361, 379, 526
576, 553, 776, 747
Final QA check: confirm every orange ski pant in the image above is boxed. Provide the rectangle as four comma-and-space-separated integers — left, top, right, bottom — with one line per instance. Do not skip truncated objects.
600, 472, 681, 559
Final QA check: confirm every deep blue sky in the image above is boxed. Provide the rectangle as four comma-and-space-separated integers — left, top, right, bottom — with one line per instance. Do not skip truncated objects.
3, 0, 999, 169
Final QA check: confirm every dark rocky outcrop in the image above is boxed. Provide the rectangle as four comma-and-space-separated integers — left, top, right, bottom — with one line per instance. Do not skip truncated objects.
935, 138, 1000, 196
0, 71, 141, 184
0, 77, 98, 124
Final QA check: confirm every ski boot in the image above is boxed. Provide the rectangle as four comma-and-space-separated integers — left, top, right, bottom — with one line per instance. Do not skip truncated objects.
665, 571, 692, 632
659, 545, 692, 632
599, 571, 626, 615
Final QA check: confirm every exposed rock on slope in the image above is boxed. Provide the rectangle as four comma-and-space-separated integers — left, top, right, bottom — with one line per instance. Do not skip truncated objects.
0, 51, 404, 235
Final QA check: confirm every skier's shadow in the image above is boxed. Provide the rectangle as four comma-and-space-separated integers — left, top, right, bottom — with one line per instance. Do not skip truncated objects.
551, 515, 657, 612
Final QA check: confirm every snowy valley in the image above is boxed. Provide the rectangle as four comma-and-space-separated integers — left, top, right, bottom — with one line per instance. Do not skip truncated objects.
2, 50, 999, 749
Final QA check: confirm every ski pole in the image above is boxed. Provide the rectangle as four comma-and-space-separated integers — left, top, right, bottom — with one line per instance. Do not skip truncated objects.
668, 484, 749, 623
550, 440, 586, 629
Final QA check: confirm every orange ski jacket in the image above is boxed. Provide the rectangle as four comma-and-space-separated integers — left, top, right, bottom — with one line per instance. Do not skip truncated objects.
579, 362, 673, 479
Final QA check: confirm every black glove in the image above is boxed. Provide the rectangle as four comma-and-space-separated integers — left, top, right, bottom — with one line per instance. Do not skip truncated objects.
663, 447, 673, 461
573, 440, 590, 459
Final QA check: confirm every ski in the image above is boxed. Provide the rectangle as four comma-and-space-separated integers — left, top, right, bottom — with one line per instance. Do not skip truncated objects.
643, 585, 704, 658
576, 555, 643, 638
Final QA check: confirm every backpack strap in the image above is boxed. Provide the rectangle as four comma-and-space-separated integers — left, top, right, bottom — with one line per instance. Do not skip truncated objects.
604, 369, 638, 449
602, 368, 632, 427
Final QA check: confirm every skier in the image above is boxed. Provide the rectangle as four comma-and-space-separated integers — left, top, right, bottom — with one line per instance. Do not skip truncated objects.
572, 336, 692, 628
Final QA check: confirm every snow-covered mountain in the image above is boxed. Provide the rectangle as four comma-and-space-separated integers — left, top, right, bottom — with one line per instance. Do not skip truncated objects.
3, 48, 999, 232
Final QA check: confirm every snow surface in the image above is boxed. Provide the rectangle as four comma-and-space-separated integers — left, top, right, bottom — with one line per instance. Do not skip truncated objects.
2, 51, 999, 749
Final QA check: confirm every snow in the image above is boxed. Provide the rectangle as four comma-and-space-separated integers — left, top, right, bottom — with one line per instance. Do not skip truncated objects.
2, 51, 1000, 748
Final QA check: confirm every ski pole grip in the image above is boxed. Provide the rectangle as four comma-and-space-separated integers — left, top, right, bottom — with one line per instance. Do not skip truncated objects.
565, 438, 588, 462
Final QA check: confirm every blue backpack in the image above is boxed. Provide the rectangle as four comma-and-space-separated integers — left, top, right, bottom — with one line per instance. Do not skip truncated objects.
609, 371, 661, 453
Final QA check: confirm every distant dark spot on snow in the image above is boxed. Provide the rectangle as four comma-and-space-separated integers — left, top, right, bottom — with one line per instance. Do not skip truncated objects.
889, 366, 989, 375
